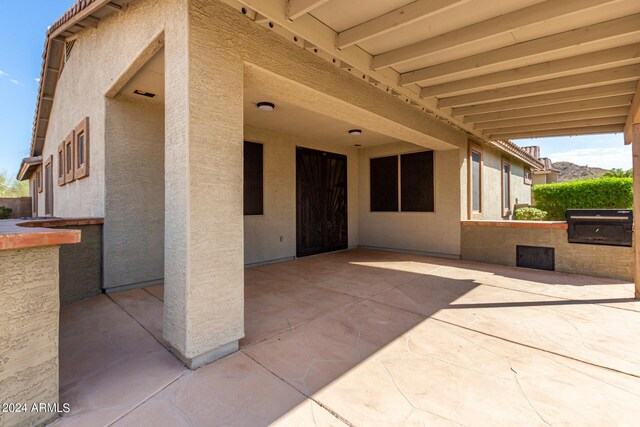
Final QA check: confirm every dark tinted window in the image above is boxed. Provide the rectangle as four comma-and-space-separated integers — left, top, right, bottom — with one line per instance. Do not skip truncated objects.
401, 151, 434, 212
244, 141, 263, 215
370, 156, 398, 212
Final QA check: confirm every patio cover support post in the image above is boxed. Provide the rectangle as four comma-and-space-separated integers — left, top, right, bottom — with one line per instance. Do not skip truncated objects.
162, 0, 244, 369
634, 123, 640, 300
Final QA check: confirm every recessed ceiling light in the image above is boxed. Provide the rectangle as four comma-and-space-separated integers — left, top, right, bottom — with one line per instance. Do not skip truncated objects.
133, 89, 156, 98
257, 102, 275, 111
348, 129, 362, 135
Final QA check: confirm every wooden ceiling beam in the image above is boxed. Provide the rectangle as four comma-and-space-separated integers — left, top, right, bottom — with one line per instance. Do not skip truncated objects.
336, 0, 469, 49
452, 81, 638, 116
484, 115, 626, 136
421, 43, 640, 98
438, 64, 640, 108
286, 0, 331, 21
624, 80, 640, 144
490, 124, 625, 140
372, 0, 618, 70
400, 13, 640, 86
465, 94, 633, 123
475, 106, 630, 130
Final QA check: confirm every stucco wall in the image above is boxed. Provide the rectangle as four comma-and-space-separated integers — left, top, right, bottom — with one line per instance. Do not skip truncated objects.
59, 224, 103, 305
480, 146, 532, 220
461, 222, 633, 281
104, 97, 164, 290
0, 246, 60, 427
243, 126, 359, 265
37, 0, 170, 218
358, 142, 462, 258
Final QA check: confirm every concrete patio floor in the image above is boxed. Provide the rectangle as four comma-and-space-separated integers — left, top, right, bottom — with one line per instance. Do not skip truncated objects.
53, 249, 640, 426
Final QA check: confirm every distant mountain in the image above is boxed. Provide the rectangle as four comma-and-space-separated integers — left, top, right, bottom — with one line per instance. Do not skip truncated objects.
552, 161, 609, 182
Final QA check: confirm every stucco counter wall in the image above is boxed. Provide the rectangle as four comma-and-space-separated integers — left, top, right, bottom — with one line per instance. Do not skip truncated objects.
461, 221, 633, 281
0, 220, 80, 426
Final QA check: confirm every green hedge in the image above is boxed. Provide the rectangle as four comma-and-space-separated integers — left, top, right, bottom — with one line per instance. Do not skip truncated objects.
514, 207, 548, 221
532, 178, 633, 220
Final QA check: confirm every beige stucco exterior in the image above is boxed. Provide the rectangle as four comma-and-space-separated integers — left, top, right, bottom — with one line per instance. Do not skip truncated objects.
23, 0, 542, 365
243, 126, 360, 266
104, 96, 165, 290
358, 142, 463, 258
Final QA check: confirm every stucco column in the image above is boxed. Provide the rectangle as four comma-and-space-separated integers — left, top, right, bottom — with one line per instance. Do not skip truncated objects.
633, 123, 640, 300
163, 0, 244, 368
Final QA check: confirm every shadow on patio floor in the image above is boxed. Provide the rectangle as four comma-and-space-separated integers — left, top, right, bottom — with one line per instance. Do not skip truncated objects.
55, 248, 640, 426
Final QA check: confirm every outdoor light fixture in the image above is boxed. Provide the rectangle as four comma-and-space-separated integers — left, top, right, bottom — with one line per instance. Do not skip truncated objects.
348, 129, 362, 135
133, 89, 156, 98
257, 102, 275, 111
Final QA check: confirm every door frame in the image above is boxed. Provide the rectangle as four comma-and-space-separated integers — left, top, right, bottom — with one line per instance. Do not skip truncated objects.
295, 146, 348, 257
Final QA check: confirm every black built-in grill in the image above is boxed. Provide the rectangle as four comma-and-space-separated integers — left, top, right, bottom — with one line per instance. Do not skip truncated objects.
566, 209, 633, 247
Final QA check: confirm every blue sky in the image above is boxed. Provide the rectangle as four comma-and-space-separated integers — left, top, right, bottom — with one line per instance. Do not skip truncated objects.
0, 1, 75, 178
513, 133, 631, 170
0, 1, 633, 177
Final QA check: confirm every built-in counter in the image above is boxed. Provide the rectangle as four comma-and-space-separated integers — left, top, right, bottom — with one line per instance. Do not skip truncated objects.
0, 219, 81, 426
461, 220, 633, 281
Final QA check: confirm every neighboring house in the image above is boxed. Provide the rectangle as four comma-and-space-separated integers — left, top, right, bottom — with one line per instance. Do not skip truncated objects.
18, 0, 639, 369
521, 146, 560, 186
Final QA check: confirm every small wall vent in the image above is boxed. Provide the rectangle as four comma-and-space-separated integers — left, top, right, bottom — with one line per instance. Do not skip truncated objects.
516, 245, 555, 271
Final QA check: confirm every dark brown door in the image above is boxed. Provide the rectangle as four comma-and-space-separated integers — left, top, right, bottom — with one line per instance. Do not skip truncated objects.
296, 147, 348, 257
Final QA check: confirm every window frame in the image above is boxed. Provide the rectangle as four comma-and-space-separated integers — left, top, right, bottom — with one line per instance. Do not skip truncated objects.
57, 142, 65, 186
44, 155, 54, 216
64, 131, 75, 184
243, 140, 264, 216
31, 178, 38, 217
74, 117, 90, 179
524, 167, 532, 185
467, 142, 483, 219
501, 157, 511, 218
35, 167, 43, 193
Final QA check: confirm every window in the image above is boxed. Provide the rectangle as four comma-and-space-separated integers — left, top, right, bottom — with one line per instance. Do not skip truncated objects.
370, 155, 398, 212
64, 132, 74, 183
468, 143, 482, 218
524, 168, 532, 185
244, 141, 263, 215
57, 142, 65, 186
502, 158, 511, 217
74, 117, 90, 179
36, 167, 43, 193
400, 151, 434, 212
31, 178, 38, 217
44, 156, 53, 216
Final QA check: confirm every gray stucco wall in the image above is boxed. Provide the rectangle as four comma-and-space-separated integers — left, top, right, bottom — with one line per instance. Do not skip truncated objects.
478, 146, 532, 220
104, 97, 164, 290
0, 246, 60, 427
59, 224, 103, 305
461, 223, 633, 281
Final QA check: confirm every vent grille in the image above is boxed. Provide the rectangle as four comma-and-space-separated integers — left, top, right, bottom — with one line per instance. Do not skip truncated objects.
65, 40, 75, 62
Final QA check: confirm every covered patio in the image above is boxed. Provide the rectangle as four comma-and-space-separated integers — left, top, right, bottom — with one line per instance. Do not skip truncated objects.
55, 248, 640, 426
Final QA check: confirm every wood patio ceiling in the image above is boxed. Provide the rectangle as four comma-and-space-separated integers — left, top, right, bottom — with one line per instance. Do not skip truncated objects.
229, 0, 640, 142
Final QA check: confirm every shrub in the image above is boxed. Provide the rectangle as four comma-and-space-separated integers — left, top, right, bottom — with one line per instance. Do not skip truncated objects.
514, 207, 548, 221
532, 177, 633, 220
0, 206, 12, 220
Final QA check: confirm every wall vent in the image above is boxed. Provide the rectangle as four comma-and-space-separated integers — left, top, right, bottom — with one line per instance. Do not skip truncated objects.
516, 245, 555, 271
